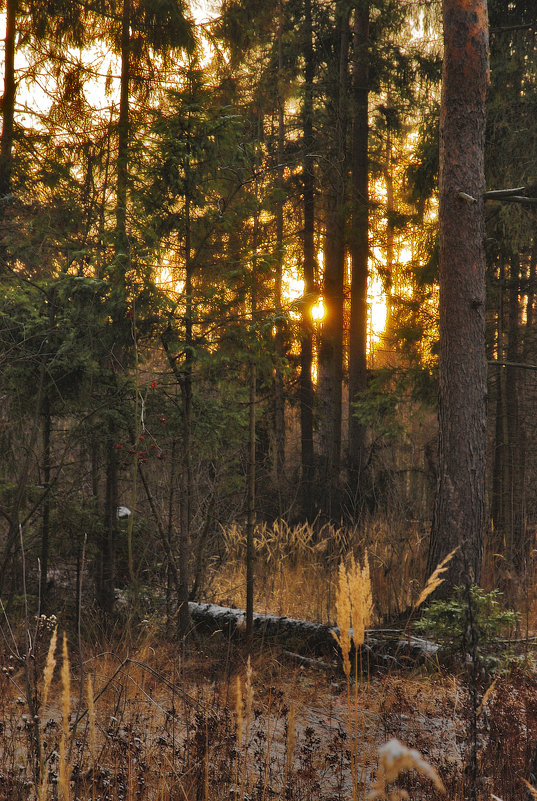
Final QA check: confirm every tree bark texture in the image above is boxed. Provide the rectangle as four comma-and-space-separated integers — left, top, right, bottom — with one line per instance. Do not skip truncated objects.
0, 0, 17, 201
317, 4, 349, 516
427, 0, 489, 589
272, 4, 286, 490
300, 0, 316, 520
0, 0, 17, 261
348, 2, 369, 503
116, 0, 131, 264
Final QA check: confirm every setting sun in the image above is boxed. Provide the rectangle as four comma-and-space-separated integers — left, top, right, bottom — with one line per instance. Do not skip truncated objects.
311, 297, 325, 322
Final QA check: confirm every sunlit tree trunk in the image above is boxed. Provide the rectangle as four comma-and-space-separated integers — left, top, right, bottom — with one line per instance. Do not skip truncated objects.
348, 1, 370, 511
427, 0, 489, 591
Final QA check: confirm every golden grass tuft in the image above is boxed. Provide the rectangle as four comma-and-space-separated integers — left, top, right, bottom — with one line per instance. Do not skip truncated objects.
332, 560, 353, 678
333, 552, 374, 670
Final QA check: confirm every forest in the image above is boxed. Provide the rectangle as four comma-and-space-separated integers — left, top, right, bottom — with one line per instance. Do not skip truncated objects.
1, 0, 537, 799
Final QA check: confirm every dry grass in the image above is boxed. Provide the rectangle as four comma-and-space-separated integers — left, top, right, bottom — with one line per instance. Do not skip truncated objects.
212, 517, 427, 624
1, 622, 536, 801
0, 521, 535, 800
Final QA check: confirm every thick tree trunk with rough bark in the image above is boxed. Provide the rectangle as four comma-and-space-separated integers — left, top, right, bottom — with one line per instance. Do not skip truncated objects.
300, 0, 316, 520
427, 0, 489, 590
318, 4, 349, 517
348, 2, 369, 510
0, 0, 17, 260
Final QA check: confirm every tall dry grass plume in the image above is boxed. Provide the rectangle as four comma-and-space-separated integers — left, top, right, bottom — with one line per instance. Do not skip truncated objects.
414, 546, 459, 609
333, 552, 374, 801
333, 560, 353, 678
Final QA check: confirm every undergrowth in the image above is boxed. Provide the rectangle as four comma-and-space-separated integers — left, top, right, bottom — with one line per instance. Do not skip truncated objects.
1, 521, 536, 800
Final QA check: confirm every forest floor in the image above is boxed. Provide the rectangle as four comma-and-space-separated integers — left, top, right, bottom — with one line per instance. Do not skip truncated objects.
1, 625, 536, 801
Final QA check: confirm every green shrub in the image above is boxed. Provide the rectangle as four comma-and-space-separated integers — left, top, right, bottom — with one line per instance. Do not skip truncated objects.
414, 585, 519, 673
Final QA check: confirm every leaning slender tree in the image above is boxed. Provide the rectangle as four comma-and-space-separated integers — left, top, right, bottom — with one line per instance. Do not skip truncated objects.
427, 0, 489, 590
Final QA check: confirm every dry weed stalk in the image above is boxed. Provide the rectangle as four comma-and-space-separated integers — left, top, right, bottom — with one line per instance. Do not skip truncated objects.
368, 738, 445, 800
58, 633, 71, 801
234, 673, 244, 746
87, 674, 96, 764
244, 655, 253, 732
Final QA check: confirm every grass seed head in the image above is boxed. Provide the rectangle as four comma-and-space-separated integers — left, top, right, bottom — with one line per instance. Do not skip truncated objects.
415, 546, 459, 609
368, 738, 445, 799
332, 560, 352, 677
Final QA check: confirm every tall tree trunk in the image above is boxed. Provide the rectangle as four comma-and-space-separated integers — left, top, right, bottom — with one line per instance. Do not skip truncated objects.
317, 3, 349, 517
273, 1, 286, 495
246, 358, 256, 641
491, 258, 506, 547
505, 256, 526, 570
246, 205, 259, 640
348, 1, 369, 510
99, 433, 118, 614
0, 0, 17, 255
177, 192, 193, 639
300, 0, 315, 520
427, 0, 489, 591
381, 121, 396, 367
116, 0, 130, 264
39, 393, 51, 613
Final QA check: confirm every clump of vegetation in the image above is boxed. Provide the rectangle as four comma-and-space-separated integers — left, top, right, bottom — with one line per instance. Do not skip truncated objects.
414, 585, 519, 672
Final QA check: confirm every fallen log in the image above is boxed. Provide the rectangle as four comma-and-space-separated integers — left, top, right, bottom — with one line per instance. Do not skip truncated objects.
188, 602, 437, 669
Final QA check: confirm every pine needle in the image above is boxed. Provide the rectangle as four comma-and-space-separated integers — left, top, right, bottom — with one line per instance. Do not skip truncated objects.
414, 546, 459, 609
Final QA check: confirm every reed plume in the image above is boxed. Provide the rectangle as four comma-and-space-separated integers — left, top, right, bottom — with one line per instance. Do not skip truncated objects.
414, 546, 459, 609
